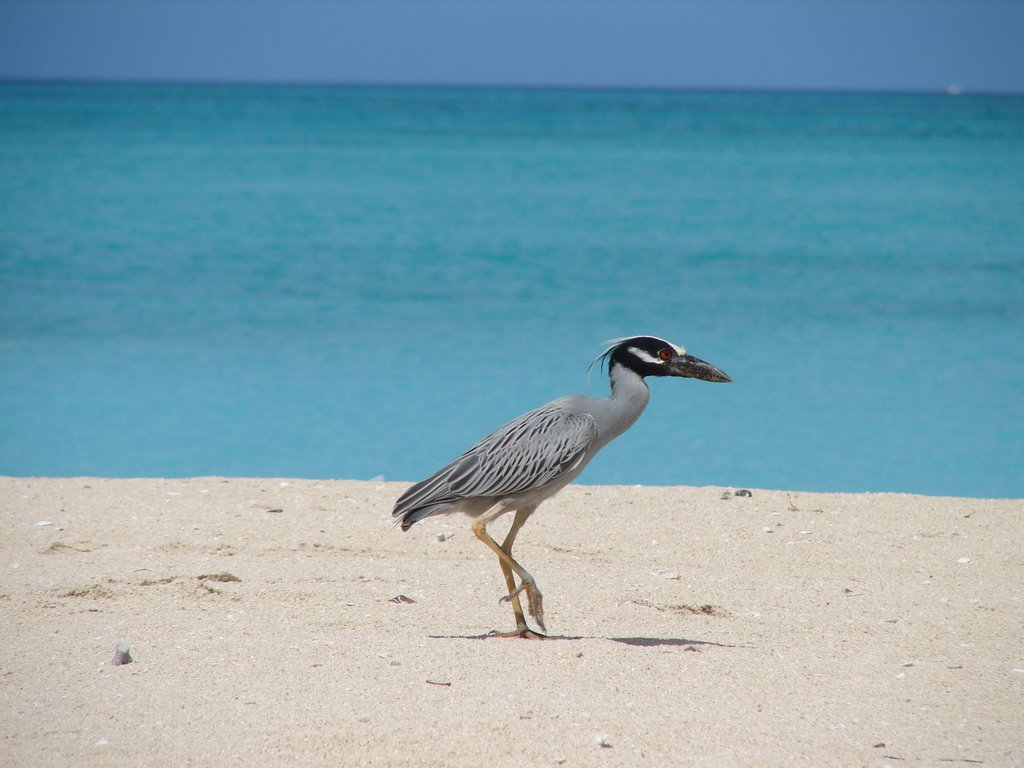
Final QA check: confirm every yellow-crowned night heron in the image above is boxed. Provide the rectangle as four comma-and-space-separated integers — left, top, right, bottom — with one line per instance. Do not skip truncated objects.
393, 335, 730, 638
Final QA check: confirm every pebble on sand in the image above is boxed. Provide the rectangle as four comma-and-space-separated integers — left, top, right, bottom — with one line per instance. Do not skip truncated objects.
112, 644, 132, 666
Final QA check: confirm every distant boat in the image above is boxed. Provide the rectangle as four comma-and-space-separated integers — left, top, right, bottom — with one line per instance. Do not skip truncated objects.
946, 84, 963, 96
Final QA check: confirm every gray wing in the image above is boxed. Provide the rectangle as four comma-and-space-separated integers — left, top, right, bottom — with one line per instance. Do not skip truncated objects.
393, 401, 598, 524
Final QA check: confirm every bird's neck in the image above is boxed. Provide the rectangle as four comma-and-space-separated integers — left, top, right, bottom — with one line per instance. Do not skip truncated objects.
599, 362, 651, 444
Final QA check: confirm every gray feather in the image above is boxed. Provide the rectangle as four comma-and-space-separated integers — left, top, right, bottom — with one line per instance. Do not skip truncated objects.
394, 400, 598, 529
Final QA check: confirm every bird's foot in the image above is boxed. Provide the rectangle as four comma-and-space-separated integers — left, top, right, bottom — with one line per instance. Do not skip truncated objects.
528, 594, 546, 633
487, 627, 547, 640
500, 579, 545, 633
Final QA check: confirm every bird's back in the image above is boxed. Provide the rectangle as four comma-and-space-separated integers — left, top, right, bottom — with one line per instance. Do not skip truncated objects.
393, 397, 599, 530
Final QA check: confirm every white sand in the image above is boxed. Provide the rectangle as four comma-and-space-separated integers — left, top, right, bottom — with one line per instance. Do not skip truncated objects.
1, 477, 1021, 766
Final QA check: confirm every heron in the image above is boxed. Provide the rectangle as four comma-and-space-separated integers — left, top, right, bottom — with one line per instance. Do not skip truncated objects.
393, 335, 731, 638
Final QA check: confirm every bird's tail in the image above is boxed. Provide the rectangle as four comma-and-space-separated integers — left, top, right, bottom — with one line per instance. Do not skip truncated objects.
393, 472, 459, 531
396, 502, 452, 531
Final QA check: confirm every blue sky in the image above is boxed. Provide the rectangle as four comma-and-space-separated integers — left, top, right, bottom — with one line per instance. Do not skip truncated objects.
1, 1, 1022, 92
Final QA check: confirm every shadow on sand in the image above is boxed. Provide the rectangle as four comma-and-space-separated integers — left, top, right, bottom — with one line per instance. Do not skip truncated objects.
430, 633, 740, 649
609, 636, 739, 649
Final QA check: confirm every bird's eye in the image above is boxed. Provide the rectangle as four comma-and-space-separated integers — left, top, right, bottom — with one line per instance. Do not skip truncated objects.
658, 348, 673, 362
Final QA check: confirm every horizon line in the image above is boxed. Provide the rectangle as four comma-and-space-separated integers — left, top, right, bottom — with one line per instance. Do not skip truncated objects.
2, 76, 1021, 99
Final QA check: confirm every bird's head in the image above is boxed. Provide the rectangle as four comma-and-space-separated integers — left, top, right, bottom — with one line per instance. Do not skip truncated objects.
597, 336, 732, 383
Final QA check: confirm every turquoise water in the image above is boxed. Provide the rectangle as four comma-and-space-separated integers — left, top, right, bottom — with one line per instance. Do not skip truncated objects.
1, 83, 1022, 497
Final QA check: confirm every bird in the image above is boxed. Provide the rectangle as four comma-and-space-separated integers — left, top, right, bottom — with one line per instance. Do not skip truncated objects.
392, 335, 731, 639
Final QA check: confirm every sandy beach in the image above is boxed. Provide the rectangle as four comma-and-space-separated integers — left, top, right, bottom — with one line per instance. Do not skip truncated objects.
1, 477, 1021, 766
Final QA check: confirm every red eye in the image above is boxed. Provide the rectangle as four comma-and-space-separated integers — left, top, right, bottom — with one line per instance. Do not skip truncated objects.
658, 348, 673, 361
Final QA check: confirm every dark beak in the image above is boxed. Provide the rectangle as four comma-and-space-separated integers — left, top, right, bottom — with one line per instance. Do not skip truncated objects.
668, 354, 731, 383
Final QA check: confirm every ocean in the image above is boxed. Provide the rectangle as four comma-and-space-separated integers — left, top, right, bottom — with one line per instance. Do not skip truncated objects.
1, 83, 1021, 497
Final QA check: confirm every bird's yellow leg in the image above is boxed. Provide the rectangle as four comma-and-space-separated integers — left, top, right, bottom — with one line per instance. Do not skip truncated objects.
471, 506, 545, 635
497, 557, 529, 632
486, 559, 546, 639
496, 507, 538, 607
498, 507, 546, 638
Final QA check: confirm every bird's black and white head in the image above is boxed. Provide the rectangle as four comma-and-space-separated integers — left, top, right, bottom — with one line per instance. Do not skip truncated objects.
597, 336, 732, 383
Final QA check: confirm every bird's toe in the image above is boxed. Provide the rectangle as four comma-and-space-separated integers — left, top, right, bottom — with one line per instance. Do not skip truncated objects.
528, 592, 546, 632
499, 581, 527, 605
